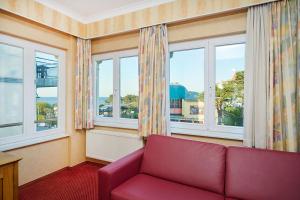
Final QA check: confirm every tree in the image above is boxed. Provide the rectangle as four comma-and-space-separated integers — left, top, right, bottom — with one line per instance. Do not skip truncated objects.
122, 95, 138, 107
105, 94, 113, 104
215, 70, 244, 126
198, 92, 204, 102
36, 102, 52, 121
121, 94, 139, 119
36, 102, 57, 128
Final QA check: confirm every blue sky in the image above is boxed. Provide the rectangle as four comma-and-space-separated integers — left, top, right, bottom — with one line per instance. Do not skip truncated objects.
96, 43, 245, 98
97, 56, 139, 97
120, 56, 138, 97
170, 43, 245, 93
98, 59, 114, 97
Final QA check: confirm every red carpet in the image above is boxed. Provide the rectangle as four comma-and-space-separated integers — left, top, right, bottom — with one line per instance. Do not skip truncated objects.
19, 162, 104, 200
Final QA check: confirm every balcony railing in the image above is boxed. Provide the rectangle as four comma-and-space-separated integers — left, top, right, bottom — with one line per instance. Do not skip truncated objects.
36, 77, 58, 88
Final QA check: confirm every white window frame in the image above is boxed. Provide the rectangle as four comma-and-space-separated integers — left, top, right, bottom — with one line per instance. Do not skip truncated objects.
169, 34, 245, 140
93, 49, 138, 129
0, 34, 67, 151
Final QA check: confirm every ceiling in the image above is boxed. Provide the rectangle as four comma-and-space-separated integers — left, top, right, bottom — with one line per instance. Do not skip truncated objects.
35, 0, 174, 23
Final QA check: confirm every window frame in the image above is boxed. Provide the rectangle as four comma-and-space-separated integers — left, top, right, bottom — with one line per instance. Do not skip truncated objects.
93, 49, 139, 129
169, 34, 245, 140
0, 34, 66, 151
168, 40, 210, 133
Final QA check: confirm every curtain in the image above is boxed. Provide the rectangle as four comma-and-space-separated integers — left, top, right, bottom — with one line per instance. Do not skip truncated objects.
244, 0, 300, 152
75, 38, 94, 129
138, 24, 170, 137
268, 0, 300, 152
244, 4, 271, 148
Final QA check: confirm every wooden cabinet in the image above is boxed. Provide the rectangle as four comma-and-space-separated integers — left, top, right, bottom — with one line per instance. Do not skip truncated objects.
0, 152, 21, 200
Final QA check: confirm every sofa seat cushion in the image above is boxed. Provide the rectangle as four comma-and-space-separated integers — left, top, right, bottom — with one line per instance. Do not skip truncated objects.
226, 147, 300, 200
111, 174, 224, 200
140, 135, 226, 194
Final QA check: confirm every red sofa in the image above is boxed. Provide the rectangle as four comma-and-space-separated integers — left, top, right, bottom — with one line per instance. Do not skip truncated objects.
98, 135, 300, 200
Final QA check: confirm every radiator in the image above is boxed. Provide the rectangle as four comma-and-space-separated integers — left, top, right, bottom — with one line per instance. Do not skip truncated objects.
86, 130, 143, 162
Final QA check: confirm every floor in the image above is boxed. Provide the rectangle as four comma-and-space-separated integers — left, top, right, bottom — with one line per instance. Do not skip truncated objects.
19, 162, 104, 200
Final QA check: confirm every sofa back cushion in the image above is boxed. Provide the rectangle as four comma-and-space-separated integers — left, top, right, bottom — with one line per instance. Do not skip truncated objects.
226, 147, 300, 200
140, 135, 226, 194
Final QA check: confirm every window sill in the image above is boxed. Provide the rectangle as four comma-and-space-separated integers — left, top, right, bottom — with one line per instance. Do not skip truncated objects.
171, 127, 243, 140
93, 121, 243, 141
0, 132, 68, 152
94, 119, 138, 130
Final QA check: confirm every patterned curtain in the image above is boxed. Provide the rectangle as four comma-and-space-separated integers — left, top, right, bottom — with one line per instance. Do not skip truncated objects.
268, 0, 300, 152
75, 38, 94, 129
138, 24, 170, 137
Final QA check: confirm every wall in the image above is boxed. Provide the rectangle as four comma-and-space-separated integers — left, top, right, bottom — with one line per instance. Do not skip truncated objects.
92, 11, 246, 54
1, 0, 275, 39
0, 0, 85, 38
0, 11, 85, 185
91, 11, 246, 146
87, 0, 274, 38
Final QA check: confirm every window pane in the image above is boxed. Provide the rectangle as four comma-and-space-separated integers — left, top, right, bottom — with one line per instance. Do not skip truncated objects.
120, 56, 139, 119
0, 43, 23, 138
215, 43, 245, 127
170, 48, 205, 124
97, 59, 113, 117
36, 51, 58, 131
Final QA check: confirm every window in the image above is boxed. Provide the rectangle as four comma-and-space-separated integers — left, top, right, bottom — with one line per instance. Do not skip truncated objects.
169, 35, 245, 139
93, 35, 245, 139
120, 56, 139, 119
96, 59, 113, 117
214, 43, 245, 127
170, 48, 205, 125
94, 49, 138, 129
0, 44, 23, 138
0, 34, 66, 151
35, 52, 59, 131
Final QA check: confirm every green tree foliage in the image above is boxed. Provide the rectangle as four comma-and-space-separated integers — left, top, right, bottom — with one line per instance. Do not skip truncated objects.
198, 92, 204, 102
36, 102, 57, 128
36, 102, 52, 121
105, 94, 113, 104
121, 94, 138, 119
100, 94, 139, 119
215, 70, 244, 126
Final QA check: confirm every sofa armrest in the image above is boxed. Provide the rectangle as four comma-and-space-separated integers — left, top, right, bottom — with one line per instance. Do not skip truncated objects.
98, 148, 144, 200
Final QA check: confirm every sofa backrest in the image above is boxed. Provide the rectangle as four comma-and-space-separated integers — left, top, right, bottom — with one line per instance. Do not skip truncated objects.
226, 146, 300, 200
140, 135, 226, 194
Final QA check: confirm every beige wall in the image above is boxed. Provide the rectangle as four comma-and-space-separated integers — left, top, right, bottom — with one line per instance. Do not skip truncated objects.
92, 11, 246, 54
86, 0, 274, 38
0, 0, 274, 39
0, 0, 85, 38
0, 11, 85, 185
7, 138, 69, 185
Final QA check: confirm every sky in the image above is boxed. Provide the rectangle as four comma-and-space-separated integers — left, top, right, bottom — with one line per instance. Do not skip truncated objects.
170, 43, 245, 93
97, 56, 139, 97
97, 43, 245, 98
97, 43, 245, 97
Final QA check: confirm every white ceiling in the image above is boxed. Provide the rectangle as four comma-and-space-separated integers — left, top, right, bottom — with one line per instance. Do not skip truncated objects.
36, 0, 174, 23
